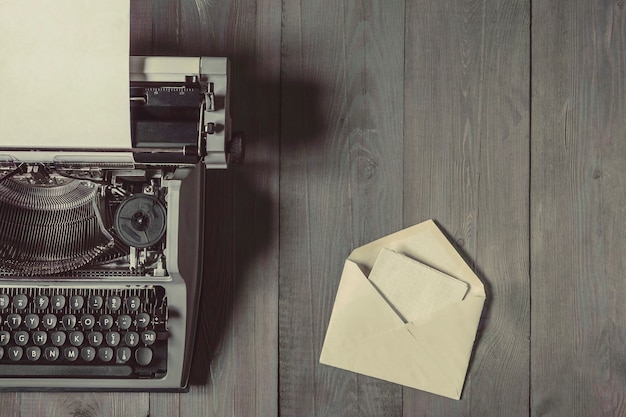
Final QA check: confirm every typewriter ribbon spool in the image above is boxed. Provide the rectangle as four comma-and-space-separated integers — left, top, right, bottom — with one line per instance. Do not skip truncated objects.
114, 194, 167, 248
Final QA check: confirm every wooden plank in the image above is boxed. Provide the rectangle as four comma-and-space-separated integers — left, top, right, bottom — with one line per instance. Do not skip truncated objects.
21, 393, 149, 417
531, 1, 626, 416
0, 394, 20, 417
20, 391, 145, 416
343, 1, 405, 416
149, 392, 179, 417
229, 0, 281, 416
403, 0, 530, 415
176, 0, 282, 416
279, 0, 404, 416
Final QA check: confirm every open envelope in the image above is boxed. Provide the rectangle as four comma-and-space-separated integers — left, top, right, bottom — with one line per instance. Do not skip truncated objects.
319, 220, 485, 400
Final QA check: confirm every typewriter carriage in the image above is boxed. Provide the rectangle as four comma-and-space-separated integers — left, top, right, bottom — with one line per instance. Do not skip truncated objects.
0, 56, 240, 278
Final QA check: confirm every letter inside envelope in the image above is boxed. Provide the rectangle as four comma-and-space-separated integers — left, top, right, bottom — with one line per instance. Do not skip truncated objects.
319, 220, 486, 400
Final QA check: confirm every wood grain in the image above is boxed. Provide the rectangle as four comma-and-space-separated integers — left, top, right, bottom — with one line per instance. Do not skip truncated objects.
279, 3, 354, 415
228, 0, 281, 416
176, 1, 282, 417
0, 394, 19, 417
531, 1, 626, 416
403, 0, 530, 415
28, 393, 149, 417
279, 1, 405, 416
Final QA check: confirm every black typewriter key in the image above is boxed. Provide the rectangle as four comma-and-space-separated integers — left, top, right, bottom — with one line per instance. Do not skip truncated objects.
117, 346, 131, 363
81, 314, 95, 330
107, 296, 122, 311
80, 347, 96, 362
88, 331, 103, 347
126, 296, 140, 312
24, 314, 39, 330
70, 295, 84, 310
51, 295, 66, 310
42, 314, 57, 330
124, 331, 139, 347
0, 347, 3, 360
0, 294, 9, 310
13, 294, 27, 310
141, 330, 157, 346
50, 331, 66, 347
14, 331, 28, 346
7, 314, 21, 329
26, 346, 41, 361
99, 314, 114, 330
8, 346, 23, 361
69, 331, 84, 347
98, 347, 114, 362
136, 313, 150, 329
135, 347, 153, 366
89, 295, 103, 310
64, 347, 79, 361
32, 331, 47, 346
62, 314, 77, 329
0, 331, 9, 346
34, 295, 49, 310
118, 314, 132, 330
106, 331, 120, 347
44, 346, 60, 361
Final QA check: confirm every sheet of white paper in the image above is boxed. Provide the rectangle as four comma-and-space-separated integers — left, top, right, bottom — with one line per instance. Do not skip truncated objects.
368, 248, 469, 322
0, 0, 131, 151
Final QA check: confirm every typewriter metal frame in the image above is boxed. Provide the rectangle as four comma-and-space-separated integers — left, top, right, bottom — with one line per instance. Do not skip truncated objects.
0, 56, 234, 391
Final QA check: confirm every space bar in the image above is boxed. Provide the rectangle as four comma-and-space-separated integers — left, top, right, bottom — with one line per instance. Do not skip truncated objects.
0, 364, 132, 377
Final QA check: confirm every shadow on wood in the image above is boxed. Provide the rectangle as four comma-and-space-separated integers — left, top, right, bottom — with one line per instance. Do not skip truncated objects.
186, 44, 326, 384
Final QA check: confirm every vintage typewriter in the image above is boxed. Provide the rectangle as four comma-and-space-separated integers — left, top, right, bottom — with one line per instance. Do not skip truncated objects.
0, 56, 241, 390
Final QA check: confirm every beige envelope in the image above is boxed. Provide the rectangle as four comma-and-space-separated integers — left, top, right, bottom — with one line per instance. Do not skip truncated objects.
319, 219, 485, 400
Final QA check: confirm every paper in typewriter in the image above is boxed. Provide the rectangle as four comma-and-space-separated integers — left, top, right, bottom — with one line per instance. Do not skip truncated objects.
0, 0, 131, 154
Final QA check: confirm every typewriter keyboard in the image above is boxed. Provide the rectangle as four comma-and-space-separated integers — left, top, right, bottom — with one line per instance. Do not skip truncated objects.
0, 286, 167, 378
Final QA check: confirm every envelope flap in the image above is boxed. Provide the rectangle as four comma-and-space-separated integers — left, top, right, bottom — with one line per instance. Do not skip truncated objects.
320, 260, 404, 351
348, 220, 484, 296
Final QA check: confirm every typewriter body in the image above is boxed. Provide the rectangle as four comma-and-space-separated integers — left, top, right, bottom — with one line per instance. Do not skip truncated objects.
0, 56, 237, 390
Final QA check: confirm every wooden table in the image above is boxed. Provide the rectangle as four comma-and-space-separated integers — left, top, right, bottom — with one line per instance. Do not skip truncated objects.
3, 0, 625, 415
